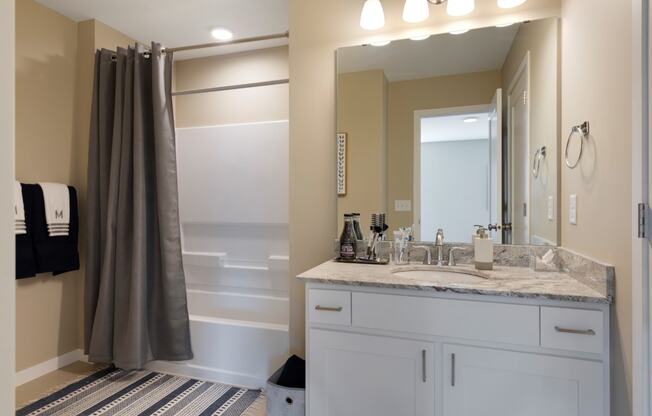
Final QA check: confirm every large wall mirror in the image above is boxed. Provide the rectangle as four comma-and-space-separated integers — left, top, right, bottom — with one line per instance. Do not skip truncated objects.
336, 18, 560, 245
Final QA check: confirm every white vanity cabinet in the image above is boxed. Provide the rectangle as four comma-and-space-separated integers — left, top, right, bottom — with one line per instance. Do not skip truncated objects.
305, 285, 610, 416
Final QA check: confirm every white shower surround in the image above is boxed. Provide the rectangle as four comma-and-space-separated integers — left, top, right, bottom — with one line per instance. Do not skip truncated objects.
148, 120, 290, 388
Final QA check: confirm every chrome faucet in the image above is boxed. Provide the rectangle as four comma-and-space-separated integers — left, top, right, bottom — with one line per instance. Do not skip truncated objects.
448, 246, 464, 267
434, 229, 444, 266
409, 245, 432, 265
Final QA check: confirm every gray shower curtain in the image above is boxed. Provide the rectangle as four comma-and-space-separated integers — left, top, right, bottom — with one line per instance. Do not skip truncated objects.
85, 43, 193, 369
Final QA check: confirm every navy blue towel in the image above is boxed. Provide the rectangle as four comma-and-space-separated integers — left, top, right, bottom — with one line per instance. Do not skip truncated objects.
16, 183, 37, 279
32, 185, 80, 276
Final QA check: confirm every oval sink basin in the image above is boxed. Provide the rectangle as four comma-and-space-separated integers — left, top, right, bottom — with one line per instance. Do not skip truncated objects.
392, 268, 488, 283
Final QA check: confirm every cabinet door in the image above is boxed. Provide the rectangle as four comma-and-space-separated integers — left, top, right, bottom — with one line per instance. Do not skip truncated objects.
308, 329, 434, 416
442, 344, 604, 416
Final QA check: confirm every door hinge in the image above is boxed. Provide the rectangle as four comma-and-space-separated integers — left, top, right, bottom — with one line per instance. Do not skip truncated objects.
638, 203, 648, 238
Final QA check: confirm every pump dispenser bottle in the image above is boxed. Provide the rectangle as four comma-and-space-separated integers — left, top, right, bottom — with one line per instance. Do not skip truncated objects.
473, 225, 493, 270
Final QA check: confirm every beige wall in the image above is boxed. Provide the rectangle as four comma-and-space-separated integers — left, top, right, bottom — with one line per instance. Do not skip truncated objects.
502, 18, 560, 245
387, 71, 502, 234
337, 70, 388, 232
561, 0, 632, 414
288, 0, 561, 356
15, 0, 81, 371
1, 0, 16, 409
15, 0, 135, 372
173, 46, 289, 127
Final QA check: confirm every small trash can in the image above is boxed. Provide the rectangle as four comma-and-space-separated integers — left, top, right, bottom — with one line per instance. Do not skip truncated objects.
266, 356, 305, 416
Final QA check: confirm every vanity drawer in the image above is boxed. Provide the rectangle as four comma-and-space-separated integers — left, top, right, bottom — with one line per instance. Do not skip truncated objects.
352, 292, 539, 346
309, 289, 351, 326
540, 307, 604, 354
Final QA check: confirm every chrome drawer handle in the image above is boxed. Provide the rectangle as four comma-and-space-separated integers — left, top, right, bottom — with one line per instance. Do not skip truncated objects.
315, 305, 343, 312
554, 326, 596, 336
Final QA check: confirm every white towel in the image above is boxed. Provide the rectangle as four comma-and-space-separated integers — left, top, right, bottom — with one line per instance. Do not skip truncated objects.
38, 183, 70, 237
15, 182, 26, 235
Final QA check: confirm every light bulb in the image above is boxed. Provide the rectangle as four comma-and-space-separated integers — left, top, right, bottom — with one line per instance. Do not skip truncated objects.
497, 0, 527, 8
403, 0, 429, 23
211, 27, 233, 41
360, 0, 385, 30
447, 0, 475, 16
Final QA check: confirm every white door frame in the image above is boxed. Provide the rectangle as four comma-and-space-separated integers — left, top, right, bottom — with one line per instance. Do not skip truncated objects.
413, 104, 491, 241
506, 52, 531, 245
633, 0, 650, 414
0, 0, 16, 411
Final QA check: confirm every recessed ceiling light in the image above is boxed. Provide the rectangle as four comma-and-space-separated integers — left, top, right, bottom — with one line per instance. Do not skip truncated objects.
370, 40, 391, 46
496, 22, 515, 27
497, 0, 527, 8
409, 34, 431, 41
463, 117, 478, 123
449, 28, 470, 35
211, 27, 233, 41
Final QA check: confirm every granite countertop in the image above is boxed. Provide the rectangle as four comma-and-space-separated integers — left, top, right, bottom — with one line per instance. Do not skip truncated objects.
297, 256, 613, 304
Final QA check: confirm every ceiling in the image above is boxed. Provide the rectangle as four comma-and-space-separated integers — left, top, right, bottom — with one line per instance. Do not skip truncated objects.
421, 112, 490, 143
338, 24, 520, 81
34, 0, 288, 60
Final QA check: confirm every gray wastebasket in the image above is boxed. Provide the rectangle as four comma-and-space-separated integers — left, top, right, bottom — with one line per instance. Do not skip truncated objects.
266, 366, 305, 416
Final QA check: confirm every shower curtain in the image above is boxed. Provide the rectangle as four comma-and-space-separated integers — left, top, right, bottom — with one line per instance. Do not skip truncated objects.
85, 43, 193, 369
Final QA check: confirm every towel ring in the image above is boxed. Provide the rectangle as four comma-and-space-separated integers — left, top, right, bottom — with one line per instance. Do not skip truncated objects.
532, 146, 547, 178
565, 121, 590, 169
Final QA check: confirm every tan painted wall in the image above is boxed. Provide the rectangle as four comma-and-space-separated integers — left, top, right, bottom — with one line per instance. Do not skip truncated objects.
15, 0, 135, 371
337, 70, 387, 233
15, 0, 81, 372
561, 0, 632, 414
173, 46, 289, 127
1, 0, 16, 409
387, 71, 502, 234
502, 18, 560, 245
288, 0, 561, 356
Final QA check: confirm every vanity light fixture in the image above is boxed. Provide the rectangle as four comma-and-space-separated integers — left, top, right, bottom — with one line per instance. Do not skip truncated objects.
210, 27, 234, 41
409, 33, 431, 40
463, 116, 479, 123
403, 0, 430, 23
446, 0, 475, 16
370, 39, 392, 46
497, 0, 527, 8
360, 0, 386, 30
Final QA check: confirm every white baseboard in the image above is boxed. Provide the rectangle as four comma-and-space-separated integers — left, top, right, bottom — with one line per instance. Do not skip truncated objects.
145, 360, 266, 390
16, 349, 86, 386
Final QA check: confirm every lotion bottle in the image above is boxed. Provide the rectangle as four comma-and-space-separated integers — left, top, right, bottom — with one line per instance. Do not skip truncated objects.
473, 225, 493, 270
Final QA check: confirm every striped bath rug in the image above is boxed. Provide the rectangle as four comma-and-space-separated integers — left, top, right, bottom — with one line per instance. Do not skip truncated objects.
16, 367, 262, 416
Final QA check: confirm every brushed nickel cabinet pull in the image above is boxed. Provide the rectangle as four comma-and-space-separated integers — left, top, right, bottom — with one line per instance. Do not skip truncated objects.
421, 350, 427, 383
451, 353, 456, 387
554, 326, 596, 336
315, 305, 343, 312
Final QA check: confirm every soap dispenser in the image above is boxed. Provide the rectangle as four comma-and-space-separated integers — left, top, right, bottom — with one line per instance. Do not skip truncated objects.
473, 225, 493, 270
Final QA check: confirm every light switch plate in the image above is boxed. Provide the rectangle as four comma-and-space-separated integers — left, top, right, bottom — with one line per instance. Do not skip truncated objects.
394, 200, 412, 212
547, 196, 554, 221
569, 194, 577, 225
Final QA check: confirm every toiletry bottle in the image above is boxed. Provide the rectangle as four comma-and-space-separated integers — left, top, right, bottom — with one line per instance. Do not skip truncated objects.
352, 213, 364, 241
473, 225, 493, 270
339, 214, 358, 261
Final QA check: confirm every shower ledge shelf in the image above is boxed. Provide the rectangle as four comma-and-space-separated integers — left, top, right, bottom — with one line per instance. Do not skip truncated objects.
182, 251, 289, 271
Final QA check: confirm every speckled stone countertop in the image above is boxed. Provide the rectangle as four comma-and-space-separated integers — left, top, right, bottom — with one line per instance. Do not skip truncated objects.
298, 246, 614, 304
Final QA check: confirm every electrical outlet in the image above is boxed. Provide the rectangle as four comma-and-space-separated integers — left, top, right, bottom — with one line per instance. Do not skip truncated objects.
569, 194, 577, 225
394, 200, 412, 212
547, 196, 554, 221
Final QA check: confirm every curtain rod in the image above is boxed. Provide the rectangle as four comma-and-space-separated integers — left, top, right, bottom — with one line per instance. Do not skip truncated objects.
163, 31, 289, 54
171, 78, 289, 96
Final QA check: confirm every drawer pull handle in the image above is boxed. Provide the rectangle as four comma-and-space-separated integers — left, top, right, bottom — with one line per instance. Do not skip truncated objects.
554, 326, 596, 336
421, 350, 427, 383
451, 353, 456, 387
315, 305, 343, 312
